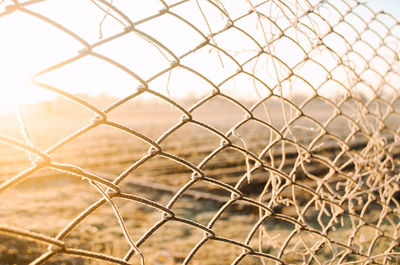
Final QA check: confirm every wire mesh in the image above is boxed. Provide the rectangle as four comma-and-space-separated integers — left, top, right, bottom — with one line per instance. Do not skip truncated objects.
1, 0, 400, 264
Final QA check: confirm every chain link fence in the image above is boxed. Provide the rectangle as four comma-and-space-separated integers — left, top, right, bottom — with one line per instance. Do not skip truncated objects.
1, 0, 400, 264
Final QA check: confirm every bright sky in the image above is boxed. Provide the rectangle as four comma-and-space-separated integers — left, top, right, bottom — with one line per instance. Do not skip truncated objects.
0, 0, 399, 113
367, 0, 400, 20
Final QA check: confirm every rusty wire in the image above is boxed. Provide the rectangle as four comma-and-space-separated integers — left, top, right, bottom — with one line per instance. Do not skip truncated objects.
1, 0, 400, 264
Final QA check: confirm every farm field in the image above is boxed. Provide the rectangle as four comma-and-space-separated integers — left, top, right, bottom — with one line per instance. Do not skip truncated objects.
1, 96, 400, 265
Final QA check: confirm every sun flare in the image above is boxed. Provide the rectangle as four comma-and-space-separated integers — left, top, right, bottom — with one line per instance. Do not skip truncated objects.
0, 66, 34, 109
0, 12, 60, 113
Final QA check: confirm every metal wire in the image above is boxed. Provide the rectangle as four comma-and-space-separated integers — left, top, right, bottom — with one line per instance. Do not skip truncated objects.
1, 0, 400, 264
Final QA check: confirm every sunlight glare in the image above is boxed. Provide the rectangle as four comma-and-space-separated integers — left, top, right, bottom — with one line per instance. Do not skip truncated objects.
0, 64, 33, 111
0, 11, 73, 113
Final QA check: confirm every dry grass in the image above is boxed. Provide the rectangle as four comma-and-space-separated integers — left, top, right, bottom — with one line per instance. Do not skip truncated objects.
1, 100, 400, 264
